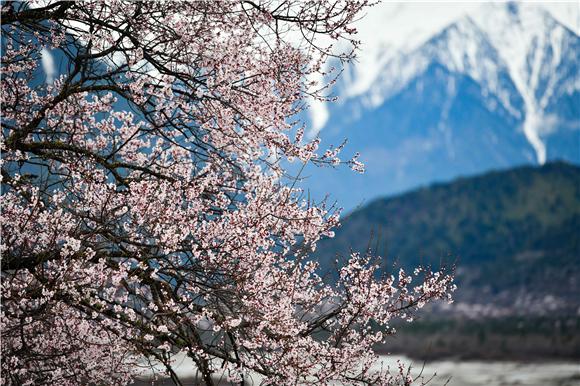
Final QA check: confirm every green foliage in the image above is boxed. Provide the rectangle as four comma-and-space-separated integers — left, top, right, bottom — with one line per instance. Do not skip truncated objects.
316, 161, 580, 300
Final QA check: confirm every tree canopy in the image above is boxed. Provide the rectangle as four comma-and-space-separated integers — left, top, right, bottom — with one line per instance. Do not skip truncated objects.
1, 1, 454, 385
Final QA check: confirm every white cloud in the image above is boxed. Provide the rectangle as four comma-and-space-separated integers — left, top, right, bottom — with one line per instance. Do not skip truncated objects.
40, 48, 56, 84
545, 1, 580, 34
307, 97, 330, 139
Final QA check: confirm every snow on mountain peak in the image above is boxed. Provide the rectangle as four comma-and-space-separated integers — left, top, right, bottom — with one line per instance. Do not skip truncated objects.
470, 2, 576, 164
312, 2, 579, 164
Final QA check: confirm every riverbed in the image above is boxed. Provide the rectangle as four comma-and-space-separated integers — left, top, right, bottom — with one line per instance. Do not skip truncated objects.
134, 354, 580, 385
380, 356, 580, 386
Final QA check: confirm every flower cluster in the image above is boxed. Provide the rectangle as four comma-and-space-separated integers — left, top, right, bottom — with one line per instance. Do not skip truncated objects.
1, 1, 453, 385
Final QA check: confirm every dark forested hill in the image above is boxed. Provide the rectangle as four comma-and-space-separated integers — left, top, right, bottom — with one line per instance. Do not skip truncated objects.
316, 162, 580, 315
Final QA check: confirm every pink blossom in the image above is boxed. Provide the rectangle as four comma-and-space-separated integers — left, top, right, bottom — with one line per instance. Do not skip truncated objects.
1, 1, 454, 385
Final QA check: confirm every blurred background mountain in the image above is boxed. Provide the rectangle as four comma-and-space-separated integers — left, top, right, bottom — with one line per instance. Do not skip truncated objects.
302, 2, 579, 211
314, 162, 580, 359
316, 162, 579, 314
300, 2, 580, 362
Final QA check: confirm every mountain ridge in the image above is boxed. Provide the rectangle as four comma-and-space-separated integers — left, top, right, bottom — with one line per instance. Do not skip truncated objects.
303, 2, 579, 211
314, 161, 580, 316
350, 2, 579, 163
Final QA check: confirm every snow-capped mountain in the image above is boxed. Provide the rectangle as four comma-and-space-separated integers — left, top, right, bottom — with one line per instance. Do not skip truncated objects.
305, 2, 580, 211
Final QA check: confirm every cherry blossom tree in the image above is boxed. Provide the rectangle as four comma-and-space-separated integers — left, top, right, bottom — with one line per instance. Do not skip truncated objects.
1, 1, 455, 385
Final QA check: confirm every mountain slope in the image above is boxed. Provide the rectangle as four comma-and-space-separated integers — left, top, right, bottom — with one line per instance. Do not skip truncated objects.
314, 162, 580, 315
305, 2, 580, 211
345, 2, 580, 164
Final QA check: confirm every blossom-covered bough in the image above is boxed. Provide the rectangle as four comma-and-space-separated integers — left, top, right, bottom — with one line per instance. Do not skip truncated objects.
1, 1, 455, 385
